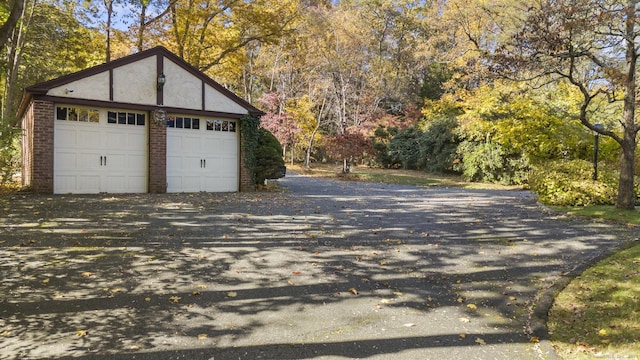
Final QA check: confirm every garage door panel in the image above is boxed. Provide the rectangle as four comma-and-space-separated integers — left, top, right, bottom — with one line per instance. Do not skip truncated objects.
56, 152, 79, 171
104, 153, 127, 170
167, 155, 181, 170
167, 122, 238, 193
105, 176, 129, 193
127, 154, 146, 170
77, 175, 101, 192
77, 130, 102, 149
54, 176, 77, 193
166, 176, 181, 193
55, 128, 78, 148
54, 108, 147, 194
182, 176, 202, 192
221, 138, 237, 154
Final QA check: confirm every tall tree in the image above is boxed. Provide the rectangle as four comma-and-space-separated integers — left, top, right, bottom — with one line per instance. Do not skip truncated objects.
496, 0, 640, 209
168, 0, 299, 84
0, 0, 25, 50
130, 0, 175, 52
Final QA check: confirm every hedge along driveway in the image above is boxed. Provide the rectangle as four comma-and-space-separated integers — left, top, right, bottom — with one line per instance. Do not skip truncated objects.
0, 173, 635, 360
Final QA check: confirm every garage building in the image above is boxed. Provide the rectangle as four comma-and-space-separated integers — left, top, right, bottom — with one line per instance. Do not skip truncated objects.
18, 46, 261, 194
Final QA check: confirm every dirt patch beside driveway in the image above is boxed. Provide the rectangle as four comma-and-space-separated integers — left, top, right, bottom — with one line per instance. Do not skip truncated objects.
0, 174, 635, 359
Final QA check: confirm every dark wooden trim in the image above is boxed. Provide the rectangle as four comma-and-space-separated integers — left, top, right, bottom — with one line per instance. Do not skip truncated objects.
201, 80, 206, 111
109, 69, 114, 101
35, 95, 247, 119
157, 54, 164, 106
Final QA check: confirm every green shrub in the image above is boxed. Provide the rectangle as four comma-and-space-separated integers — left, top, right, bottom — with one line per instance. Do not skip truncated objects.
454, 141, 530, 185
387, 126, 422, 170
417, 116, 459, 173
0, 123, 20, 185
371, 125, 400, 168
529, 159, 620, 206
255, 128, 285, 186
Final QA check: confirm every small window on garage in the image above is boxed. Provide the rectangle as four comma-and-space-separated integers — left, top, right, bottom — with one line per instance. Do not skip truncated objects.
56, 107, 68, 121
57, 106, 100, 123
68, 109, 78, 121
108, 111, 117, 123
89, 110, 99, 123
205, 119, 236, 132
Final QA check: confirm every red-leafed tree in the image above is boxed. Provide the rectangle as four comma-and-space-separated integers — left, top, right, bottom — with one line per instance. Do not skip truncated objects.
258, 92, 301, 158
325, 131, 372, 173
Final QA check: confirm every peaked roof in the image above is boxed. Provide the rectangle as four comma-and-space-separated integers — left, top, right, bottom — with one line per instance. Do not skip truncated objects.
18, 46, 262, 118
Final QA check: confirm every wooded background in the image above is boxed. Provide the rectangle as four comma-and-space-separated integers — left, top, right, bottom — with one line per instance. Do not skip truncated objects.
2, 0, 639, 208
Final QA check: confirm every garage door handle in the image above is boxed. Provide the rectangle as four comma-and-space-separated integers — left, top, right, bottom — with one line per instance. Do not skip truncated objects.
104, 156, 107, 166
200, 159, 203, 168
100, 156, 103, 166
203, 159, 206, 168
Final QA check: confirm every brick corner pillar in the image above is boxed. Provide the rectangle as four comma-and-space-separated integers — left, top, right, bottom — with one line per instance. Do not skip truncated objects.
238, 119, 256, 192
31, 100, 54, 193
148, 117, 167, 193
239, 145, 255, 192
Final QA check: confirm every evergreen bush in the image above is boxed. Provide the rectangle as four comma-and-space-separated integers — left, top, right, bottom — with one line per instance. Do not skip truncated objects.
255, 128, 285, 185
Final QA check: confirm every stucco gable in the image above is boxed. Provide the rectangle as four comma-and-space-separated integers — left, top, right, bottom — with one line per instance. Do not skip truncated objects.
18, 46, 263, 119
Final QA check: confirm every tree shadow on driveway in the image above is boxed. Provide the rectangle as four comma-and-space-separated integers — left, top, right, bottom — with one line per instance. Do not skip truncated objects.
0, 174, 636, 359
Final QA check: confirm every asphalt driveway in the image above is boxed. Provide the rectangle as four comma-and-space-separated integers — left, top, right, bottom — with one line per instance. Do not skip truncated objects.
0, 173, 636, 359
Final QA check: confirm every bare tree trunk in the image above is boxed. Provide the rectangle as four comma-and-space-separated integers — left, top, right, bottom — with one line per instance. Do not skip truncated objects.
616, 0, 638, 209
0, 0, 24, 50
3, 0, 32, 126
104, 0, 113, 62
135, 2, 147, 52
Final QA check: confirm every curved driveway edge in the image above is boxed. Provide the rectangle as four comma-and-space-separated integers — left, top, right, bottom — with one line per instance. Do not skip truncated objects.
0, 173, 636, 359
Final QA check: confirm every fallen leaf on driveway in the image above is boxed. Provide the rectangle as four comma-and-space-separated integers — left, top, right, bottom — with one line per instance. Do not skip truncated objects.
197, 334, 208, 340
459, 317, 470, 323
475, 337, 486, 345
348, 287, 359, 295
227, 291, 238, 298
467, 304, 477, 310
530, 336, 540, 343
403, 323, 416, 327
76, 330, 88, 337
169, 296, 181, 303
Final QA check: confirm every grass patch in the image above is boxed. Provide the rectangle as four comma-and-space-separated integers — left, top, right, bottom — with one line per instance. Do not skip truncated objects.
548, 242, 640, 359
288, 163, 520, 190
550, 205, 640, 226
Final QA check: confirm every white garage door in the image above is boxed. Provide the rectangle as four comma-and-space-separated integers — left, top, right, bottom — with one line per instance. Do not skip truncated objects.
54, 107, 147, 194
166, 116, 238, 192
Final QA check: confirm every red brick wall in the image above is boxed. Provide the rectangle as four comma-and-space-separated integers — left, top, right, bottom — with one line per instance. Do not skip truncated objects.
148, 116, 167, 193
239, 139, 255, 192
21, 102, 34, 188
30, 100, 54, 193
